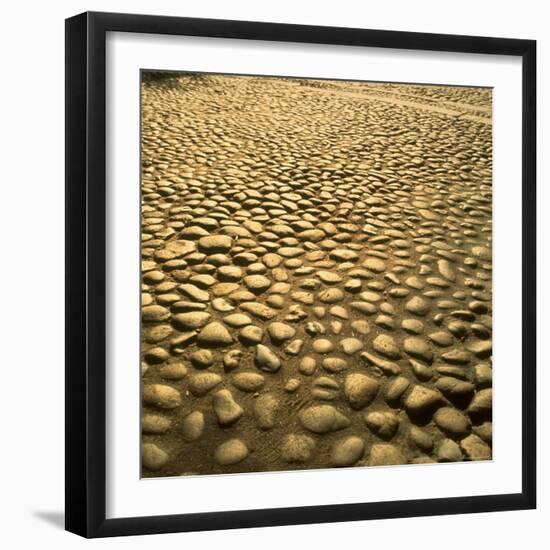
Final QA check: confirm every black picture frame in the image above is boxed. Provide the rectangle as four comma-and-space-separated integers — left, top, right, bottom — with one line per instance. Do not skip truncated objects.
65, 11, 537, 538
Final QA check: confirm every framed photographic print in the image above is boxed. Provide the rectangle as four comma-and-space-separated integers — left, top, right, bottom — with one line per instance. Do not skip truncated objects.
65, 11, 536, 538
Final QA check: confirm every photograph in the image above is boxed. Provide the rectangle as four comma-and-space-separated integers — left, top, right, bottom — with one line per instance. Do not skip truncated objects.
0, 0, 542, 545
140, 71, 493, 477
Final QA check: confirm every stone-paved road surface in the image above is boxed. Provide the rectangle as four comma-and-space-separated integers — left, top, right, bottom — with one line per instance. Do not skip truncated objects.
140, 73, 493, 476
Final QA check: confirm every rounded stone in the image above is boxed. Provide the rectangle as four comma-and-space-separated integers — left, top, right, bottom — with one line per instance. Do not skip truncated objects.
403, 337, 433, 363
473, 421, 493, 444
330, 436, 366, 467
179, 283, 209, 302
217, 265, 242, 282
340, 338, 364, 355
142, 443, 169, 471
142, 305, 171, 323
239, 325, 264, 345
267, 322, 296, 344
281, 434, 316, 463
181, 411, 205, 441
214, 439, 249, 466
212, 297, 235, 312
316, 271, 342, 284
312, 376, 339, 400
437, 259, 456, 281
190, 349, 214, 369
468, 388, 492, 417
318, 288, 345, 304
254, 393, 279, 429
263, 253, 283, 268
437, 438, 463, 462
351, 320, 370, 335
142, 413, 171, 434
363, 257, 386, 273
244, 275, 272, 294
368, 444, 405, 466
429, 331, 454, 347
240, 302, 277, 320
190, 274, 216, 288
142, 384, 182, 409
441, 349, 471, 365
409, 426, 433, 452
198, 235, 232, 254
213, 389, 243, 426
284, 378, 301, 392
232, 372, 265, 392
322, 357, 348, 373
299, 356, 317, 375
172, 311, 211, 331
255, 344, 281, 372
158, 362, 188, 380
285, 339, 304, 355
188, 373, 222, 396
460, 434, 491, 460
364, 411, 399, 439
447, 320, 469, 338
144, 324, 173, 344
312, 338, 334, 354
329, 248, 358, 262
385, 376, 411, 403
143, 347, 169, 364
299, 405, 350, 434
344, 373, 380, 410
435, 377, 475, 402
223, 349, 242, 371
471, 246, 491, 260
372, 334, 401, 359
474, 364, 493, 388
350, 301, 378, 316
223, 313, 252, 328
467, 340, 493, 359
197, 322, 233, 348
434, 407, 471, 438
401, 319, 424, 334
404, 385, 444, 418
361, 291, 382, 303
405, 296, 431, 316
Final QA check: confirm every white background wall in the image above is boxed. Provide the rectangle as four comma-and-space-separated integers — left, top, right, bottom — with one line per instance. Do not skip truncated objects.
0, 0, 546, 547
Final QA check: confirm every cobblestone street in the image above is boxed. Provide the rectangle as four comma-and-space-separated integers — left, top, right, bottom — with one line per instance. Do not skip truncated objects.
140, 73, 493, 476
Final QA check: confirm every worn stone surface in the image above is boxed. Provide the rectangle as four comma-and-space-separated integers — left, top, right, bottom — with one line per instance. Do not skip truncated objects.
460, 434, 492, 460
188, 373, 222, 396
181, 411, 205, 441
344, 374, 380, 410
214, 439, 249, 465
196, 322, 233, 348
213, 389, 243, 426
141, 73, 493, 477
434, 407, 471, 438
330, 436, 366, 466
142, 443, 170, 471
368, 444, 406, 467
299, 405, 351, 434
364, 411, 400, 439
142, 384, 182, 410
281, 434, 316, 463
